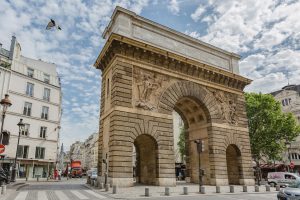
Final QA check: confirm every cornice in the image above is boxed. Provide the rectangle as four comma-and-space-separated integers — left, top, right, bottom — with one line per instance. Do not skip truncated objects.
94, 34, 252, 91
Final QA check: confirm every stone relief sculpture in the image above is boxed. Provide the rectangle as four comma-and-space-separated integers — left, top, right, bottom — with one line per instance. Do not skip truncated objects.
207, 88, 238, 125
133, 67, 169, 110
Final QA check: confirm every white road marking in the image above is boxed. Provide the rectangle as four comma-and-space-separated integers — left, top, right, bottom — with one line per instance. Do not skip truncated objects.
71, 190, 89, 199
15, 191, 28, 200
37, 191, 48, 200
55, 191, 70, 200
84, 190, 106, 199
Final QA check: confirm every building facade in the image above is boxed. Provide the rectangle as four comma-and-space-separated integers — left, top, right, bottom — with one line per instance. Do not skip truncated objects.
271, 84, 300, 171
69, 141, 84, 165
83, 132, 98, 170
95, 7, 254, 187
0, 36, 62, 178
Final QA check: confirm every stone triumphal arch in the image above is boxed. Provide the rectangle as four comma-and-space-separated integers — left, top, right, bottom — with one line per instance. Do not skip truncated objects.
94, 7, 255, 187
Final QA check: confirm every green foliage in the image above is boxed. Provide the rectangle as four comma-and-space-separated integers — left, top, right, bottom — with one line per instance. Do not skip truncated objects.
245, 92, 300, 164
177, 127, 186, 161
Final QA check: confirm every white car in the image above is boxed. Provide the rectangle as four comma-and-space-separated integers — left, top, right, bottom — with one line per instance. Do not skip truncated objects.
268, 172, 300, 187
91, 171, 97, 180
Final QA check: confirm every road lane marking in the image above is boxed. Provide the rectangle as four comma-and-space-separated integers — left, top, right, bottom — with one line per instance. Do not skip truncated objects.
15, 191, 28, 200
55, 191, 70, 200
84, 190, 106, 199
71, 190, 88, 199
37, 191, 48, 200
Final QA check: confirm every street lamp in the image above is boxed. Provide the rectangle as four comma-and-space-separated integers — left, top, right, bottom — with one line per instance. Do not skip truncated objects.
0, 94, 12, 144
194, 139, 204, 193
11, 119, 25, 182
285, 140, 291, 172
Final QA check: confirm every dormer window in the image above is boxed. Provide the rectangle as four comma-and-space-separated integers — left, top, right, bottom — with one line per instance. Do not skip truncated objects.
27, 68, 34, 78
44, 73, 50, 84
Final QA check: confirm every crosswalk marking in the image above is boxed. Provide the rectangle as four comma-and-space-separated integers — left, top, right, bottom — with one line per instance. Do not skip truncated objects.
15, 191, 28, 200
84, 190, 106, 199
71, 190, 89, 199
55, 191, 70, 200
37, 191, 48, 200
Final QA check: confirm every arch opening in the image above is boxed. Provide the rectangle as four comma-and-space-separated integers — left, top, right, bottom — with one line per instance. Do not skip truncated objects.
133, 134, 158, 185
173, 96, 211, 184
226, 144, 242, 185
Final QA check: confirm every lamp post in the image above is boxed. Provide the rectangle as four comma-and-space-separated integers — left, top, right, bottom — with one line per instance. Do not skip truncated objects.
285, 140, 291, 172
194, 139, 204, 193
0, 94, 12, 144
11, 119, 25, 182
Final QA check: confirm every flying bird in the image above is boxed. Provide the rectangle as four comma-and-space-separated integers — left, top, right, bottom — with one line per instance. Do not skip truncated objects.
46, 19, 62, 30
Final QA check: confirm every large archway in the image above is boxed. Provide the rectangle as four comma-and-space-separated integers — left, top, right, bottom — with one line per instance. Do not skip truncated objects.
95, 7, 255, 187
134, 134, 158, 185
226, 144, 242, 185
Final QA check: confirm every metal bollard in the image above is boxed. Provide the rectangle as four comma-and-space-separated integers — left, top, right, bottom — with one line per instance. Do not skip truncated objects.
113, 185, 117, 194
243, 185, 247, 192
91, 180, 94, 186
183, 186, 188, 195
266, 185, 270, 192
37, 176, 39, 182
105, 184, 109, 191
26, 177, 28, 181
94, 180, 98, 187
1, 185, 6, 195
230, 185, 234, 193
276, 185, 280, 191
216, 186, 220, 193
100, 183, 104, 189
200, 186, 205, 194
145, 187, 149, 197
165, 187, 170, 196
255, 185, 259, 192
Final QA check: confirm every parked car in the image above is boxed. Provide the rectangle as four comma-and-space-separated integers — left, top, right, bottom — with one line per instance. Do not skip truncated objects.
91, 171, 97, 180
268, 172, 300, 187
277, 181, 300, 200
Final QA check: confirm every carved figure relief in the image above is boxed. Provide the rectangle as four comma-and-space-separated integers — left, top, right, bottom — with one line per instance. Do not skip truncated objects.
133, 67, 170, 111
208, 89, 238, 125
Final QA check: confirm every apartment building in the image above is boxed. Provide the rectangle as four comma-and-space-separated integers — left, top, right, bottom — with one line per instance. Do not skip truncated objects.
271, 84, 300, 171
0, 36, 62, 178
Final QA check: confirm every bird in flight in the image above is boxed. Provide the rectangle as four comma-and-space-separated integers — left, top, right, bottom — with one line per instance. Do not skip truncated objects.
46, 19, 62, 30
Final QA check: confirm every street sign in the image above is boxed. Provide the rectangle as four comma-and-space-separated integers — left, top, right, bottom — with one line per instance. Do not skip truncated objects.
290, 162, 295, 169
0, 144, 5, 154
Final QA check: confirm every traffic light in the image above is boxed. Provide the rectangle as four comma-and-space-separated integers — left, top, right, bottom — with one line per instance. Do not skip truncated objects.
1, 130, 10, 145
194, 139, 205, 153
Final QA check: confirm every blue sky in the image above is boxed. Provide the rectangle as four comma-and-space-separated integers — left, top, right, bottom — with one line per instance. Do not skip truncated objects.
0, 0, 299, 150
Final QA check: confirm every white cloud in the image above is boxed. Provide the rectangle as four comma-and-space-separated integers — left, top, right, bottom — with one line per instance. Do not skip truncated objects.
191, 5, 206, 22
168, 0, 180, 15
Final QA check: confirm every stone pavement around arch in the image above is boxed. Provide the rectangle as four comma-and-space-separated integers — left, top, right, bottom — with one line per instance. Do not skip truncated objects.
87, 181, 278, 199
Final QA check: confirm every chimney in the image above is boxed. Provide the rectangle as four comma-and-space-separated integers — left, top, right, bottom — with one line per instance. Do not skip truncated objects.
9, 35, 16, 60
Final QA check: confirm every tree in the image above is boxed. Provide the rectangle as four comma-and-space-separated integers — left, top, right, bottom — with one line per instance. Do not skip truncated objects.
245, 92, 300, 185
177, 127, 186, 162
245, 93, 300, 167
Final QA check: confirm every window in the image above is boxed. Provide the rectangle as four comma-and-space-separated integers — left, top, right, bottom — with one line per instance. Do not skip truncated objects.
23, 102, 32, 116
21, 124, 30, 136
40, 126, 47, 138
27, 68, 34, 77
41, 106, 49, 120
26, 82, 34, 96
17, 145, 29, 158
44, 73, 50, 84
35, 147, 45, 159
43, 88, 50, 101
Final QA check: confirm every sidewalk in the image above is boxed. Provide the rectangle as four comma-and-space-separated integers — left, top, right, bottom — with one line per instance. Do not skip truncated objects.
87, 183, 278, 199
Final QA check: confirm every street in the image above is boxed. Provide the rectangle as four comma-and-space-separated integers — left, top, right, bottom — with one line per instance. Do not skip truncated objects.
5, 179, 109, 200
2, 178, 279, 200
